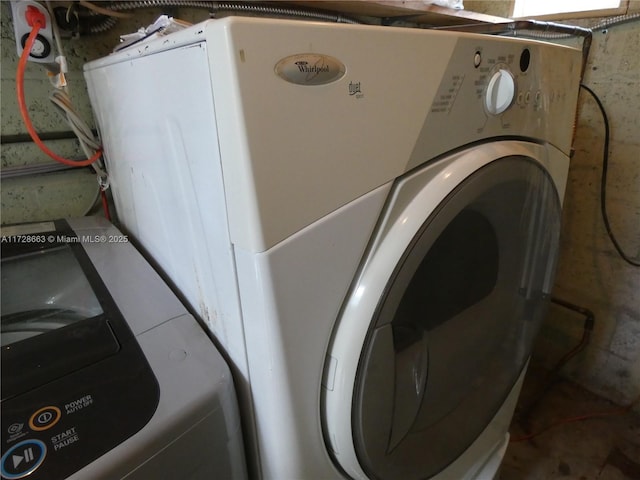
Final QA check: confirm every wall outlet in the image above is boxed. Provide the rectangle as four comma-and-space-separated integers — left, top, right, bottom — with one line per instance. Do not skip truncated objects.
10, 0, 55, 64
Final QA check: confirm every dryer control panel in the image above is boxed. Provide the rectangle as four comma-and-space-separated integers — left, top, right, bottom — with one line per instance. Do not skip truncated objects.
406, 35, 582, 171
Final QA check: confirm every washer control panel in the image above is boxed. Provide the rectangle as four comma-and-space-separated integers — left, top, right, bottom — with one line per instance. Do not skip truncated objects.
2, 380, 155, 480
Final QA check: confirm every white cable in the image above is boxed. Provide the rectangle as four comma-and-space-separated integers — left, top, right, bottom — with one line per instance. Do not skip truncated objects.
45, 1, 68, 89
49, 90, 100, 149
45, 2, 65, 67
48, 89, 106, 179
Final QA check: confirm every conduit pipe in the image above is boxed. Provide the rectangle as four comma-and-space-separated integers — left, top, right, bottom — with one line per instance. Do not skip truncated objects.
86, 0, 363, 33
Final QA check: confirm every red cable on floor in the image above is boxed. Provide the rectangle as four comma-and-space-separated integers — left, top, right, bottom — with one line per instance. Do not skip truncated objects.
511, 394, 640, 443
16, 23, 102, 167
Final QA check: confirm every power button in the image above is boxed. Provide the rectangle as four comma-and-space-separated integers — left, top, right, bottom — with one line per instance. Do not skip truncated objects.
29, 406, 61, 431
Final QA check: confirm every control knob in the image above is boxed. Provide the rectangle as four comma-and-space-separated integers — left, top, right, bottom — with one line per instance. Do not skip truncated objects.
485, 68, 515, 115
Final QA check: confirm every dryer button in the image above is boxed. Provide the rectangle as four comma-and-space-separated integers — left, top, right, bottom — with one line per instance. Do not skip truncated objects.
474, 51, 482, 68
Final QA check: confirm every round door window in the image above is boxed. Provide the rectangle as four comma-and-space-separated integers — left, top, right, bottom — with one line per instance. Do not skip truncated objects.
352, 156, 561, 479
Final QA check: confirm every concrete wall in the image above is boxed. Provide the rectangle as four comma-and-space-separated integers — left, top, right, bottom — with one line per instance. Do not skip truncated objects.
539, 16, 640, 406
464, 0, 511, 17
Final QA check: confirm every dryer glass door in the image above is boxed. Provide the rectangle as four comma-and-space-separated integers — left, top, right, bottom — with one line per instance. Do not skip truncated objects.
353, 156, 561, 479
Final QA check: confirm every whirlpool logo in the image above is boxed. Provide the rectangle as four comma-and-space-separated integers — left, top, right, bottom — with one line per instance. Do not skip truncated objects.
294, 60, 330, 74
275, 54, 346, 86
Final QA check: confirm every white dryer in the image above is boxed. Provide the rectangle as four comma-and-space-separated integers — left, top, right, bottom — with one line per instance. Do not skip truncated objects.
84, 17, 582, 480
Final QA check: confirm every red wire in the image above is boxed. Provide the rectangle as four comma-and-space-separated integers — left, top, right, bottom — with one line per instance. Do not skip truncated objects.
511, 395, 640, 443
16, 24, 102, 167
100, 189, 111, 221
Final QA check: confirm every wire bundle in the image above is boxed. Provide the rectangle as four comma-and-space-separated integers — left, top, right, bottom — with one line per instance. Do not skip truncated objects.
17, 23, 102, 167
16, 5, 108, 218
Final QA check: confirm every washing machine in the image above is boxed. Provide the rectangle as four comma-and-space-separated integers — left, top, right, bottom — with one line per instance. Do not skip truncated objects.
83, 16, 582, 480
0, 217, 247, 480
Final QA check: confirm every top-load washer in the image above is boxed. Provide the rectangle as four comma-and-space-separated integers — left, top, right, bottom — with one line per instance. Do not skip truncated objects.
84, 16, 582, 480
1, 217, 247, 480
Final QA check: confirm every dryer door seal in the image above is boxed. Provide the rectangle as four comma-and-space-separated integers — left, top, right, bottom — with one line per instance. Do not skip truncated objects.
323, 146, 563, 480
